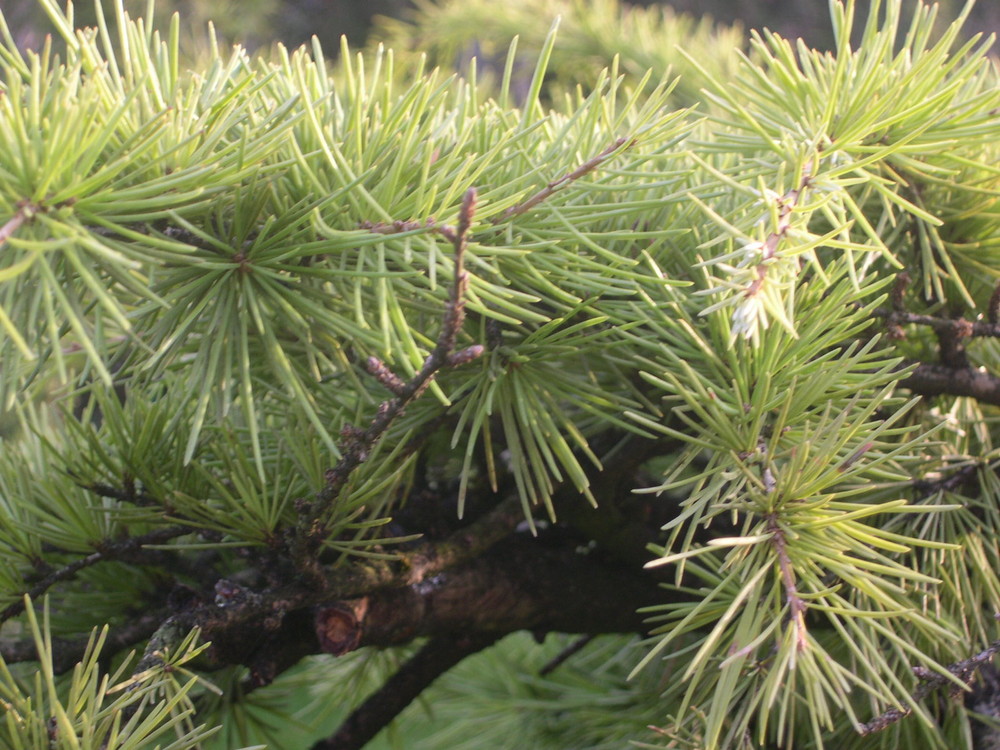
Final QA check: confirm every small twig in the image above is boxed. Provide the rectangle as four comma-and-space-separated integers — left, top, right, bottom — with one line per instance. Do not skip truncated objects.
493, 138, 635, 223
0, 608, 166, 673
890, 272, 911, 312
312, 633, 500, 750
767, 516, 808, 652
859, 636, 1000, 735
357, 218, 436, 234
82, 481, 162, 508
0, 201, 33, 248
0, 525, 189, 624
744, 174, 809, 300
307, 189, 483, 530
912, 460, 983, 499
872, 308, 1000, 340
539, 634, 595, 676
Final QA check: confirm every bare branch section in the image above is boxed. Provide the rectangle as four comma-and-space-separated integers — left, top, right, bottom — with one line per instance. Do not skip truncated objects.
0, 609, 166, 672
901, 363, 1000, 406
0, 525, 189, 624
307, 535, 670, 748
874, 275, 1000, 370
873, 310, 1000, 338
305, 188, 483, 532
135, 493, 527, 680
0, 206, 28, 248
493, 137, 635, 223
859, 636, 1000, 735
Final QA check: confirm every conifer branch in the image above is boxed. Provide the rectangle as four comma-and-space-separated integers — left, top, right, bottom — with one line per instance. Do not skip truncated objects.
767, 516, 808, 652
306, 189, 483, 536
989, 281, 1000, 325
0, 525, 189, 624
493, 137, 635, 222
0, 202, 30, 248
82, 481, 163, 508
912, 460, 983, 498
859, 636, 1000, 736
0, 608, 166, 672
872, 307, 1000, 345
312, 534, 674, 748
135, 493, 526, 676
900, 363, 1000, 406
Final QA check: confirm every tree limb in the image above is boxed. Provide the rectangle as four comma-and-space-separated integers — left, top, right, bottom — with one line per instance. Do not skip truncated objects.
0, 525, 189, 624
312, 633, 499, 750
900, 363, 1000, 406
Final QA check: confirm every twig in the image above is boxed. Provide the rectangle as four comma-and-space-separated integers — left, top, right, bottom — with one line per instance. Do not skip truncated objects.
0, 525, 189, 624
872, 308, 1000, 340
989, 280, 1000, 325
82, 481, 163, 508
900, 363, 1000, 406
303, 189, 483, 540
0, 201, 33, 248
492, 138, 635, 223
744, 174, 809, 299
912, 460, 983, 499
312, 633, 500, 750
767, 516, 808, 652
539, 634, 595, 676
0, 609, 166, 673
859, 636, 1000, 735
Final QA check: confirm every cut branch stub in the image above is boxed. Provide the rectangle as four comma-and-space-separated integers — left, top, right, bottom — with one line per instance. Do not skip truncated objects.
315, 599, 368, 656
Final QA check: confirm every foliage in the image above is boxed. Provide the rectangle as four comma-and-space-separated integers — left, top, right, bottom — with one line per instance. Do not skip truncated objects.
0, 0, 999, 748
0, 599, 222, 750
369, 0, 747, 109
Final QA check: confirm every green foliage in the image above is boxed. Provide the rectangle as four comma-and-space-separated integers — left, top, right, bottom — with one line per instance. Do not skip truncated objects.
0, 0, 999, 748
0, 599, 224, 750
369, 0, 747, 109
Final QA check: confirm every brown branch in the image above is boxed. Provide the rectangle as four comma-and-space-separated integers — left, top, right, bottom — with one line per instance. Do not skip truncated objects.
0, 525, 189, 624
327, 536, 666, 650
135, 493, 526, 675
859, 635, 1000, 735
900, 363, 1000, 406
0, 608, 166, 673
306, 189, 482, 536
305, 534, 673, 748
539, 634, 595, 676
312, 633, 500, 750
0, 201, 32, 248
493, 138, 635, 223
872, 309, 1000, 340
768, 517, 808, 652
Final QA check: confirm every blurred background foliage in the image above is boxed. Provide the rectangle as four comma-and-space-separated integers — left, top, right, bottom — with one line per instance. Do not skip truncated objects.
6, 0, 1000, 63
